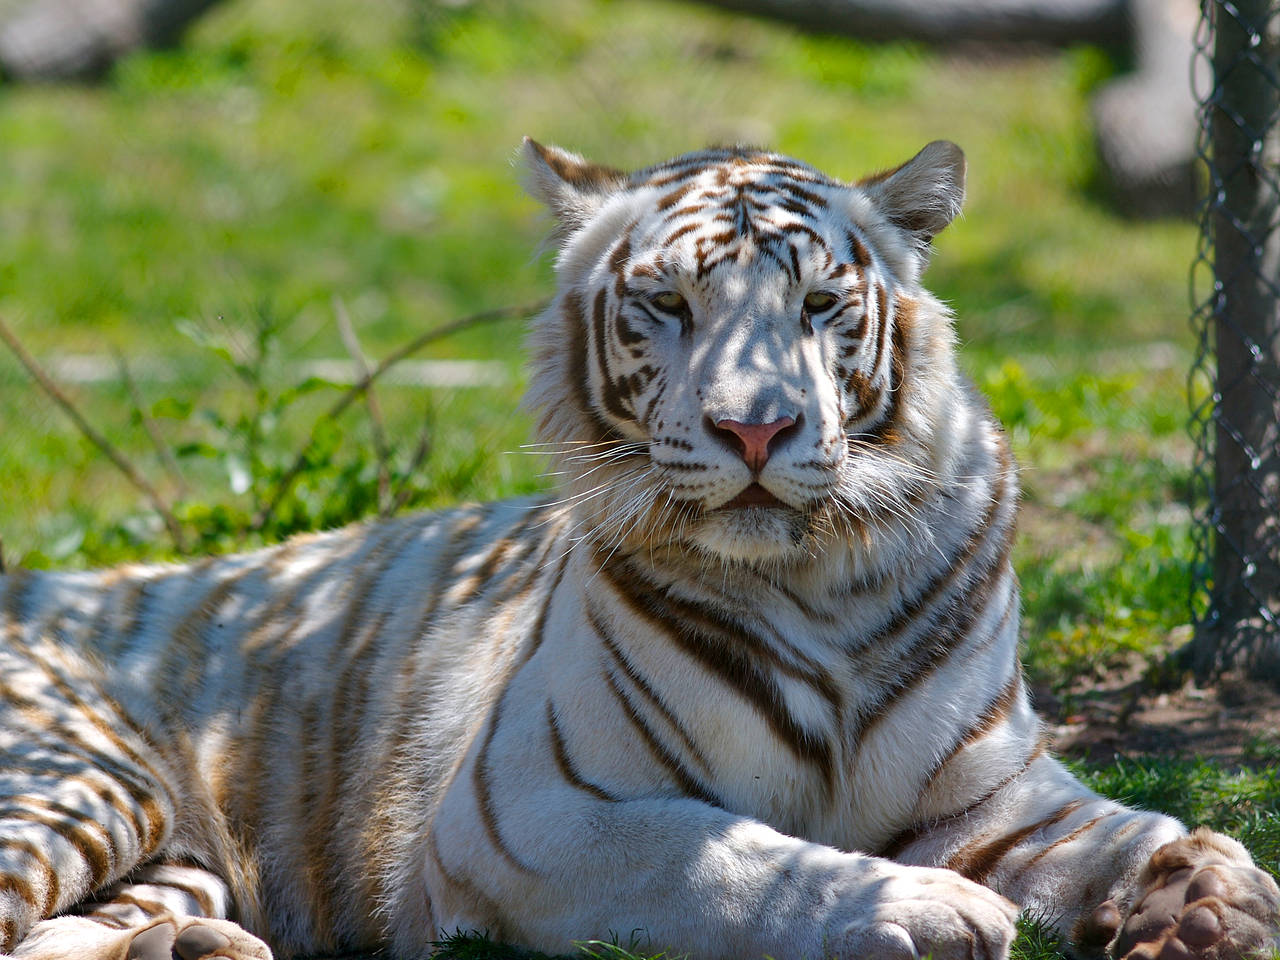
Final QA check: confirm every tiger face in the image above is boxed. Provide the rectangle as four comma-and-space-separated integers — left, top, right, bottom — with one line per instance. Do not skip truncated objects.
523, 140, 968, 567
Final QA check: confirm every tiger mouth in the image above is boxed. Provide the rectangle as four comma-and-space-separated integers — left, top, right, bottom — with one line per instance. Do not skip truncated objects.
720, 483, 788, 510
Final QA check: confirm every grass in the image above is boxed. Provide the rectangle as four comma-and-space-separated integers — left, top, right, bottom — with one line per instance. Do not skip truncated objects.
1, 0, 1272, 958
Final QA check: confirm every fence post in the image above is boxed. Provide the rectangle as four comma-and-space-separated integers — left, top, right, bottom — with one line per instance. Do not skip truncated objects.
1190, 0, 1280, 678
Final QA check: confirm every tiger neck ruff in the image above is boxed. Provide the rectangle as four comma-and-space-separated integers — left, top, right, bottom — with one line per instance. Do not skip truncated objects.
1, 142, 1276, 960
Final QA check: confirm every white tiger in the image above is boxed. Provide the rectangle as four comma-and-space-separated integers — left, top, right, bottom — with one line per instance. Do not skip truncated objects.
0, 140, 1277, 960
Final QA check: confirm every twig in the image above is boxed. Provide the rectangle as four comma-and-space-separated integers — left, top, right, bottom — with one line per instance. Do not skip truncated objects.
113, 348, 189, 499
252, 299, 547, 532
389, 416, 433, 516
0, 536, 6, 574
0, 314, 189, 553
333, 296, 392, 515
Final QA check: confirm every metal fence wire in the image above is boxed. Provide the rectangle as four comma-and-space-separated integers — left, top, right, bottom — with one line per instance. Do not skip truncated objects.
1189, 0, 1280, 677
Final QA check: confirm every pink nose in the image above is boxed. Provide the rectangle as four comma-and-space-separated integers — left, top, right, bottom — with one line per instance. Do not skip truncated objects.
712, 416, 796, 473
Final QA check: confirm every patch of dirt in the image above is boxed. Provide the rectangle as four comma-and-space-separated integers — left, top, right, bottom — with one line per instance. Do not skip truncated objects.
1036, 650, 1280, 765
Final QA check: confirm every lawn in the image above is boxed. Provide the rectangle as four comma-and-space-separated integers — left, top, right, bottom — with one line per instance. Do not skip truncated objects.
0, 0, 1271, 958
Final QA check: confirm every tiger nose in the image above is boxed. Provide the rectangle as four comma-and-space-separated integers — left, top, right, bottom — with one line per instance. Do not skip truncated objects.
708, 415, 798, 473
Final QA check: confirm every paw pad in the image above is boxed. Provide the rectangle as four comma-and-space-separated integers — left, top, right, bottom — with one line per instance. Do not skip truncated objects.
126, 921, 241, 960
1112, 833, 1280, 960
175, 924, 231, 959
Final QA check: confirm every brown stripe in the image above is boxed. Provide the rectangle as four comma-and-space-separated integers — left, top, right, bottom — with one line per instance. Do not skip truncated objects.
307, 533, 414, 935
845, 370, 878, 416
104, 890, 169, 918
84, 912, 131, 929
0, 872, 38, 911
0, 687, 170, 860
2, 577, 174, 851
474, 694, 537, 874
869, 284, 889, 375
1009, 809, 1120, 882
453, 508, 542, 608
165, 563, 262, 690
1, 838, 59, 916
546, 701, 616, 802
22, 766, 150, 875
612, 555, 841, 700
852, 521, 1015, 748
847, 231, 872, 267
657, 182, 697, 211
0, 803, 111, 888
467, 552, 573, 876
930, 667, 1023, 782
603, 669, 718, 805
144, 874, 218, 917
589, 604, 712, 775
946, 800, 1085, 882
662, 221, 701, 246
562, 291, 627, 445
427, 830, 506, 938
856, 438, 1012, 652
880, 735, 1050, 860
601, 559, 837, 786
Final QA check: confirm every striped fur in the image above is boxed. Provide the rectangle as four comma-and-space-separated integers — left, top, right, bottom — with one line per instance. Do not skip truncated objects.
0, 141, 1274, 960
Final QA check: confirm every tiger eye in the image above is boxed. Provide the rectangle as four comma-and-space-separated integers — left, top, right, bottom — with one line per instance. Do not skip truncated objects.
652, 291, 688, 312
803, 291, 838, 312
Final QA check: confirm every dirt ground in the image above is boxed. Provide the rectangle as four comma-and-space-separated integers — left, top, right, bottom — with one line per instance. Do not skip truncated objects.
1037, 649, 1280, 765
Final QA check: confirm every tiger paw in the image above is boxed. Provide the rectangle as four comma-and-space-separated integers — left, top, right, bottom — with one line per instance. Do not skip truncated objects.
10, 914, 273, 960
836, 865, 1020, 960
1104, 829, 1280, 960
122, 917, 273, 960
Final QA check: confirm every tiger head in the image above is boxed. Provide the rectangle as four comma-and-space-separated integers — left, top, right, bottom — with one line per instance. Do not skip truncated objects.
522, 140, 975, 571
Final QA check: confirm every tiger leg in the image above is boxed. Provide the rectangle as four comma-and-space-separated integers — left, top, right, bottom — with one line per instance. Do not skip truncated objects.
10, 863, 271, 960
890, 753, 1280, 959
0, 647, 182, 950
0, 736, 179, 951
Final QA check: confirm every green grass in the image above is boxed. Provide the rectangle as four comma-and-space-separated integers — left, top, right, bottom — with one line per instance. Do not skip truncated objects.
2, 1, 1271, 959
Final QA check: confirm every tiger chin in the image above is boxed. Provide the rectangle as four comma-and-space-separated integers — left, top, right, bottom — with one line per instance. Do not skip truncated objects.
1, 141, 1277, 960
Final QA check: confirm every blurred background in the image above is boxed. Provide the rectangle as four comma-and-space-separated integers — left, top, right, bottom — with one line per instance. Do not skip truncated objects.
0, 0, 1211, 714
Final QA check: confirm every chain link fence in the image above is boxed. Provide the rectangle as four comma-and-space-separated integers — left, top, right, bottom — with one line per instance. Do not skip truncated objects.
1189, 0, 1280, 678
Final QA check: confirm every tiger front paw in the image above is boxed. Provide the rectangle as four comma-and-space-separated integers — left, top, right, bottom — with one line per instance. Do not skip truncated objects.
1092, 828, 1280, 960
836, 865, 1020, 960
11, 914, 273, 960
122, 917, 273, 960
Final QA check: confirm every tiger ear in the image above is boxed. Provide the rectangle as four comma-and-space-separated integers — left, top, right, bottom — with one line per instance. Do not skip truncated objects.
859, 140, 966, 245
522, 138, 627, 237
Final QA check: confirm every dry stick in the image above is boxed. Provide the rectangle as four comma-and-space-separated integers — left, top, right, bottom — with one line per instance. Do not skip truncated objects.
0, 315, 190, 553
333, 296, 393, 515
389, 417, 433, 516
112, 349, 189, 499
251, 299, 548, 532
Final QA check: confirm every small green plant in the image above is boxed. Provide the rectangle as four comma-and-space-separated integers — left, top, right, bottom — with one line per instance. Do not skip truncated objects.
0, 300, 541, 569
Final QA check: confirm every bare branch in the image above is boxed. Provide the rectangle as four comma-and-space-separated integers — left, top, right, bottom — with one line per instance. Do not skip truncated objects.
333, 296, 393, 515
113, 348, 189, 499
390, 416, 433, 516
252, 299, 547, 533
0, 314, 189, 553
